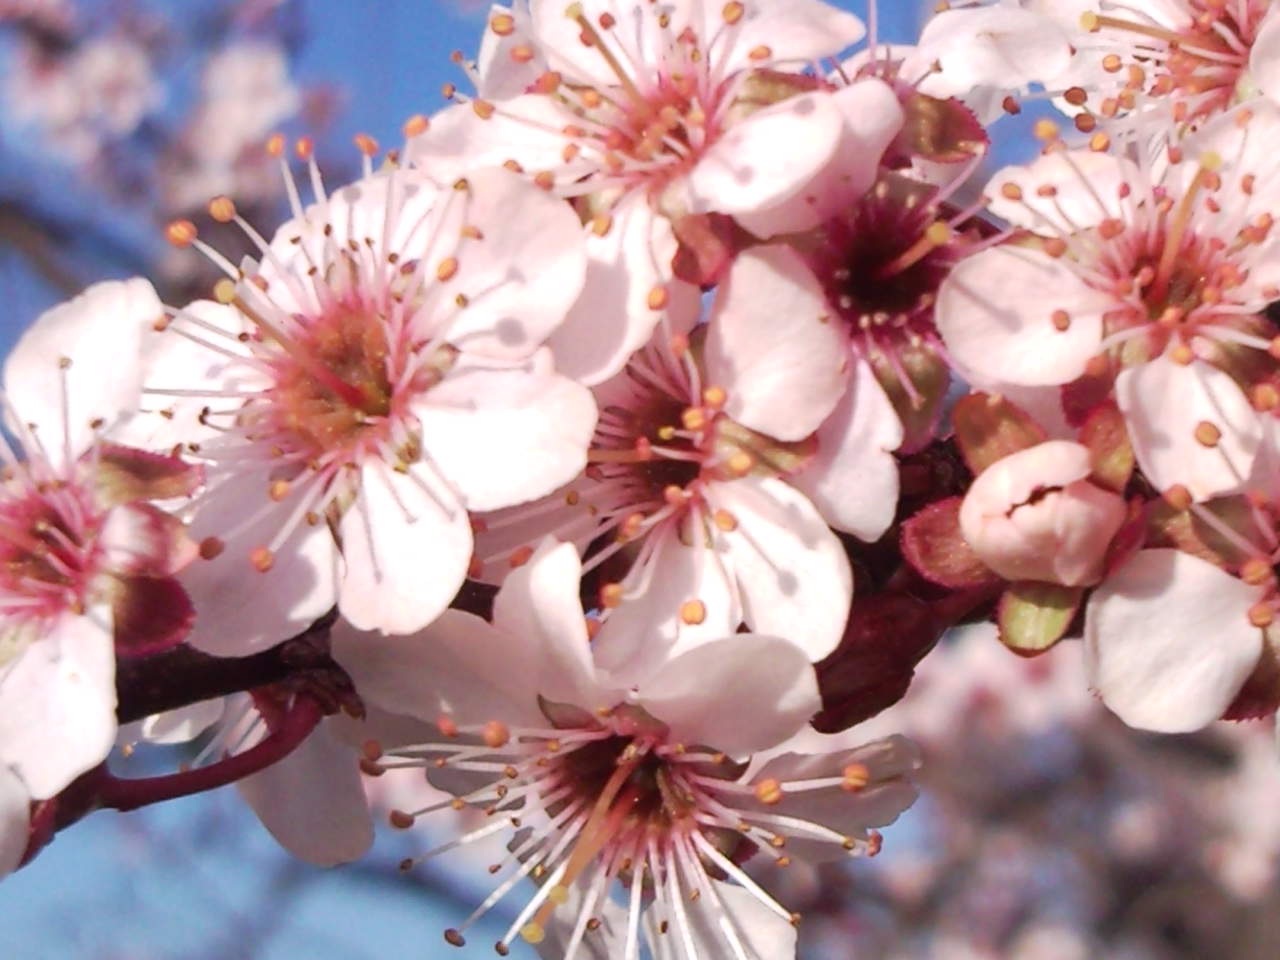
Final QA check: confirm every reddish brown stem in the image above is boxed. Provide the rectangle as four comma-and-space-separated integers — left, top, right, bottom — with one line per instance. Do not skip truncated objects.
97, 696, 323, 813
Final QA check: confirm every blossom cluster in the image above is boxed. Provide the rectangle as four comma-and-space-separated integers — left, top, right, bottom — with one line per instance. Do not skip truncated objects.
5, 0, 1280, 956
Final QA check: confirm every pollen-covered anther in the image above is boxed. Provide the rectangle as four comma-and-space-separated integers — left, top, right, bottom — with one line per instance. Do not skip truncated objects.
754, 778, 783, 805
722, 0, 744, 24
1169, 342, 1195, 365
436, 256, 460, 282
702, 385, 727, 408
727, 451, 754, 476
250, 546, 274, 572
1241, 556, 1274, 586
600, 582, 624, 608
482, 721, 510, 749
1248, 602, 1274, 628
618, 512, 645, 540
166, 219, 198, 247
295, 136, 314, 160
268, 479, 290, 502
841, 763, 870, 792
680, 599, 706, 625
1162, 484, 1193, 511
647, 285, 670, 311
490, 11, 516, 35
208, 196, 236, 223
472, 99, 496, 120
1033, 118, 1060, 144
1051, 309, 1071, 331
403, 114, 429, 138
1252, 383, 1280, 411
198, 536, 225, 560
1194, 420, 1222, 447
520, 922, 546, 945
748, 44, 771, 61
663, 484, 687, 506
713, 508, 738, 532
681, 406, 707, 431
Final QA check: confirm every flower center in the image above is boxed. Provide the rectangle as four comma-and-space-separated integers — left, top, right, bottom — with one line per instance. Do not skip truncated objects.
0, 474, 98, 639
1084, 2, 1267, 121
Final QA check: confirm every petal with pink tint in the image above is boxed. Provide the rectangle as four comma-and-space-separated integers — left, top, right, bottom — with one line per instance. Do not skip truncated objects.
935, 246, 1107, 386
1085, 549, 1263, 733
415, 351, 596, 513
183, 468, 338, 656
237, 723, 373, 866
331, 611, 548, 729
591, 530, 740, 685
686, 91, 845, 217
638, 634, 819, 757
1116, 357, 1261, 502
492, 539, 607, 710
915, 7, 1072, 98
441, 167, 588, 360
736, 79, 903, 239
404, 96, 570, 184
986, 150, 1136, 234
0, 606, 116, 799
746, 733, 919, 862
647, 881, 798, 960
707, 244, 848, 441
0, 765, 28, 877
792, 358, 902, 541
139, 699, 226, 745
99, 502, 195, 577
474, 4, 544, 99
699, 0, 866, 73
4, 278, 163, 464
338, 458, 471, 636
549, 194, 700, 386
1250, 13, 1280, 105
115, 299, 259, 453
709, 476, 852, 662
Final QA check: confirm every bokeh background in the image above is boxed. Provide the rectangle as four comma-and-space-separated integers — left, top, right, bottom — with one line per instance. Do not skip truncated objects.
2, 1, 1280, 957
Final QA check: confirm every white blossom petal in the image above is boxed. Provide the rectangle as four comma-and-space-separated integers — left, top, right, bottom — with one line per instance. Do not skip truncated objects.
1086, 549, 1264, 733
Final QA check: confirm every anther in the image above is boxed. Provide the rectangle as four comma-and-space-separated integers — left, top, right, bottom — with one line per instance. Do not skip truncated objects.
680, 599, 707, 625
647, 285, 670, 311
403, 114, 430, 138
166, 220, 198, 247
1162, 484, 1192, 511
754, 779, 783, 805
389, 810, 415, 829
1194, 421, 1221, 447
198, 536, 225, 560
841, 763, 870, 792
250, 546, 274, 572
483, 721, 510, 748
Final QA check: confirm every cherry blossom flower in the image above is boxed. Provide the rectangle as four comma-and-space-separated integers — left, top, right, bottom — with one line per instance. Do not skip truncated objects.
407, 0, 872, 383
335, 539, 919, 957
959, 441, 1127, 586
125, 157, 594, 651
472, 305, 854, 666
937, 104, 1280, 501
1, 279, 200, 799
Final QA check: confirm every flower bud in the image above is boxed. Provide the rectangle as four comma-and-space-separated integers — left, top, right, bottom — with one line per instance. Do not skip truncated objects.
959, 440, 1126, 586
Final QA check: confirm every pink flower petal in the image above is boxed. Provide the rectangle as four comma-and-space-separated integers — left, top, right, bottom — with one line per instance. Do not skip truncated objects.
638, 634, 819, 757
0, 607, 116, 799
709, 476, 852, 662
4, 278, 163, 465
792, 359, 902, 541
548, 194, 700, 386
1086, 549, 1264, 733
707, 244, 848, 441
686, 91, 845, 216
1116, 357, 1261, 502
338, 459, 471, 636
237, 723, 373, 866
936, 246, 1108, 386
416, 351, 596, 513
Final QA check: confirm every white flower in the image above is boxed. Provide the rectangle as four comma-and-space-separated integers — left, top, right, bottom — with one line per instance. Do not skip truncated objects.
333, 539, 919, 957
937, 104, 1280, 501
125, 160, 595, 650
473, 305, 855, 666
408, 0, 871, 383
1, 278, 199, 799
